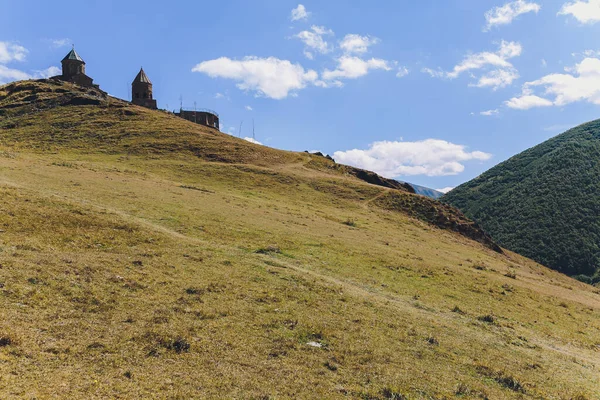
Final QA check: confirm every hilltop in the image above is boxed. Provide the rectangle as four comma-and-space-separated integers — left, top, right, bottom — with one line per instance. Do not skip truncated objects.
1, 80, 599, 399
443, 120, 600, 282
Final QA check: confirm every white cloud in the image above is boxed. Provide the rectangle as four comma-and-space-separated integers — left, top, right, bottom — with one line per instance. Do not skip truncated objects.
448, 41, 521, 78
0, 65, 30, 84
333, 139, 491, 178
294, 25, 334, 58
192, 56, 318, 100
34, 66, 60, 78
0, 40, 58, 84
421, 67, 445, 78
50, 38, 71, 48
436, 187, 455, 194
572, 49, 600, 58
0, 41, 28, 64
0, 42, 53, 84
340, 34, 379, 55
559, 0, 600, 24
245, 105, 253, 111
244, 137, 263, 145
480, 109, 500, 116
541, 58, 547, 67
396, 66, 410, 78
472, 68, 519, 89
215, 92, 225, 99
484, 0, 541, 31
322, 56, 391, 84
423, 41, 522, 90
506, 57, 600, 109
505, 94, 553, 109
583, 49, 600, 57
291, 4, 310, 21
225, 126, 236, 134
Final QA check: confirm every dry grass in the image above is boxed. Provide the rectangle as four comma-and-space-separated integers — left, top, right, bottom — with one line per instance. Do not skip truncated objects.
0, 80, 599, 399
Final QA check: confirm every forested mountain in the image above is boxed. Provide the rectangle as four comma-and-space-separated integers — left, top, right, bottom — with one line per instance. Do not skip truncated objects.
444, 119, 600, 281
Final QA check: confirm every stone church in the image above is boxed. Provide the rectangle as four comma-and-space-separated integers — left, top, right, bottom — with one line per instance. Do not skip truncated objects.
51, 46, 219, 130
131, 68, 157, 109
54, 46, 100, 90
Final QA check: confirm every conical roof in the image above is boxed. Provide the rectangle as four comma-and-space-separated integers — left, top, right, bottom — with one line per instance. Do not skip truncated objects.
62, 47, 84, 63
133, 68, 152, 84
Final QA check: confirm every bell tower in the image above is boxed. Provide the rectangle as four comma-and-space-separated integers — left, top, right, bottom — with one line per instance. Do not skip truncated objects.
61, 46, 85, 80
131, 68, 157, 109
58, 45, 98, 89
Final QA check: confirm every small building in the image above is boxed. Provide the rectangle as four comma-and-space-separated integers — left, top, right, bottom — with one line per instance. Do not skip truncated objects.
175, 108, 220, 130
56, 46, 100, 90
131, 68, 157, 109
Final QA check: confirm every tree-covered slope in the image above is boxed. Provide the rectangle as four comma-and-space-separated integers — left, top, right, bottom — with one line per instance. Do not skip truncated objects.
443, 119, 600, 278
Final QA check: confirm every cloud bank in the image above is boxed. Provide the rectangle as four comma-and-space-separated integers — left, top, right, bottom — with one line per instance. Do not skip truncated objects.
192, 57, 318, 99
423, 41, 522, 90
559, 0, 600, 24
333, 139, 491, 178
506, 57, 600, 109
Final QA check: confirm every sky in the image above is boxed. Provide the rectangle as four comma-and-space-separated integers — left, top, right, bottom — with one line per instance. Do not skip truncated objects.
2, 0, 600, 192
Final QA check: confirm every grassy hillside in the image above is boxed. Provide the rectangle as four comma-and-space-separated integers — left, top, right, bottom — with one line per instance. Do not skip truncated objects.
443, 120, 600, 281
1, 80, 600, 399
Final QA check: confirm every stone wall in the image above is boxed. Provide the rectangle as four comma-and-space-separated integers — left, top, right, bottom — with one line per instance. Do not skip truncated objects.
176, 110, 219, 130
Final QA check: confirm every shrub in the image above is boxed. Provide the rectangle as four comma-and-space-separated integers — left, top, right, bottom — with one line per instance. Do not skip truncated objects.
165, 337, 190, 353
504, 271, 517, 279
0, 336, 12, 347
478, 314, 495, 324
185, 287, 203, 295
255, 245, 281, 255
495, 374, 525, 392
426, 335, 439, 345
476, 365, 525, 393
381, 388, 406, 399
323, 361, 338, 371
573, 274, 593, 285
455, 383, 470, 395
342, 218, 356, 227
452, 305, 466, 314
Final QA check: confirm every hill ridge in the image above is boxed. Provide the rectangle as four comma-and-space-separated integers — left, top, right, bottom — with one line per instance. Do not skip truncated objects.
0, 79, 500, 252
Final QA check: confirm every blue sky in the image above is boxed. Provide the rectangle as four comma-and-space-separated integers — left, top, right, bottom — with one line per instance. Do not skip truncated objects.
2, 0, 600, 191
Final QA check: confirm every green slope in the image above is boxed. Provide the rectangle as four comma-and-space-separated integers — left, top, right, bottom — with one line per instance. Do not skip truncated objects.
443, 119, 600, 279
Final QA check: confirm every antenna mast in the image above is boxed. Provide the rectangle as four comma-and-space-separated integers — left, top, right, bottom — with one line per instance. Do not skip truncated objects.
239, 121, 243, 138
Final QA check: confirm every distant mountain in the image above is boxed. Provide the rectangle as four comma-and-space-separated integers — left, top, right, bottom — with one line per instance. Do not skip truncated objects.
408, 183, 444, 199
443, 120, 600, 281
